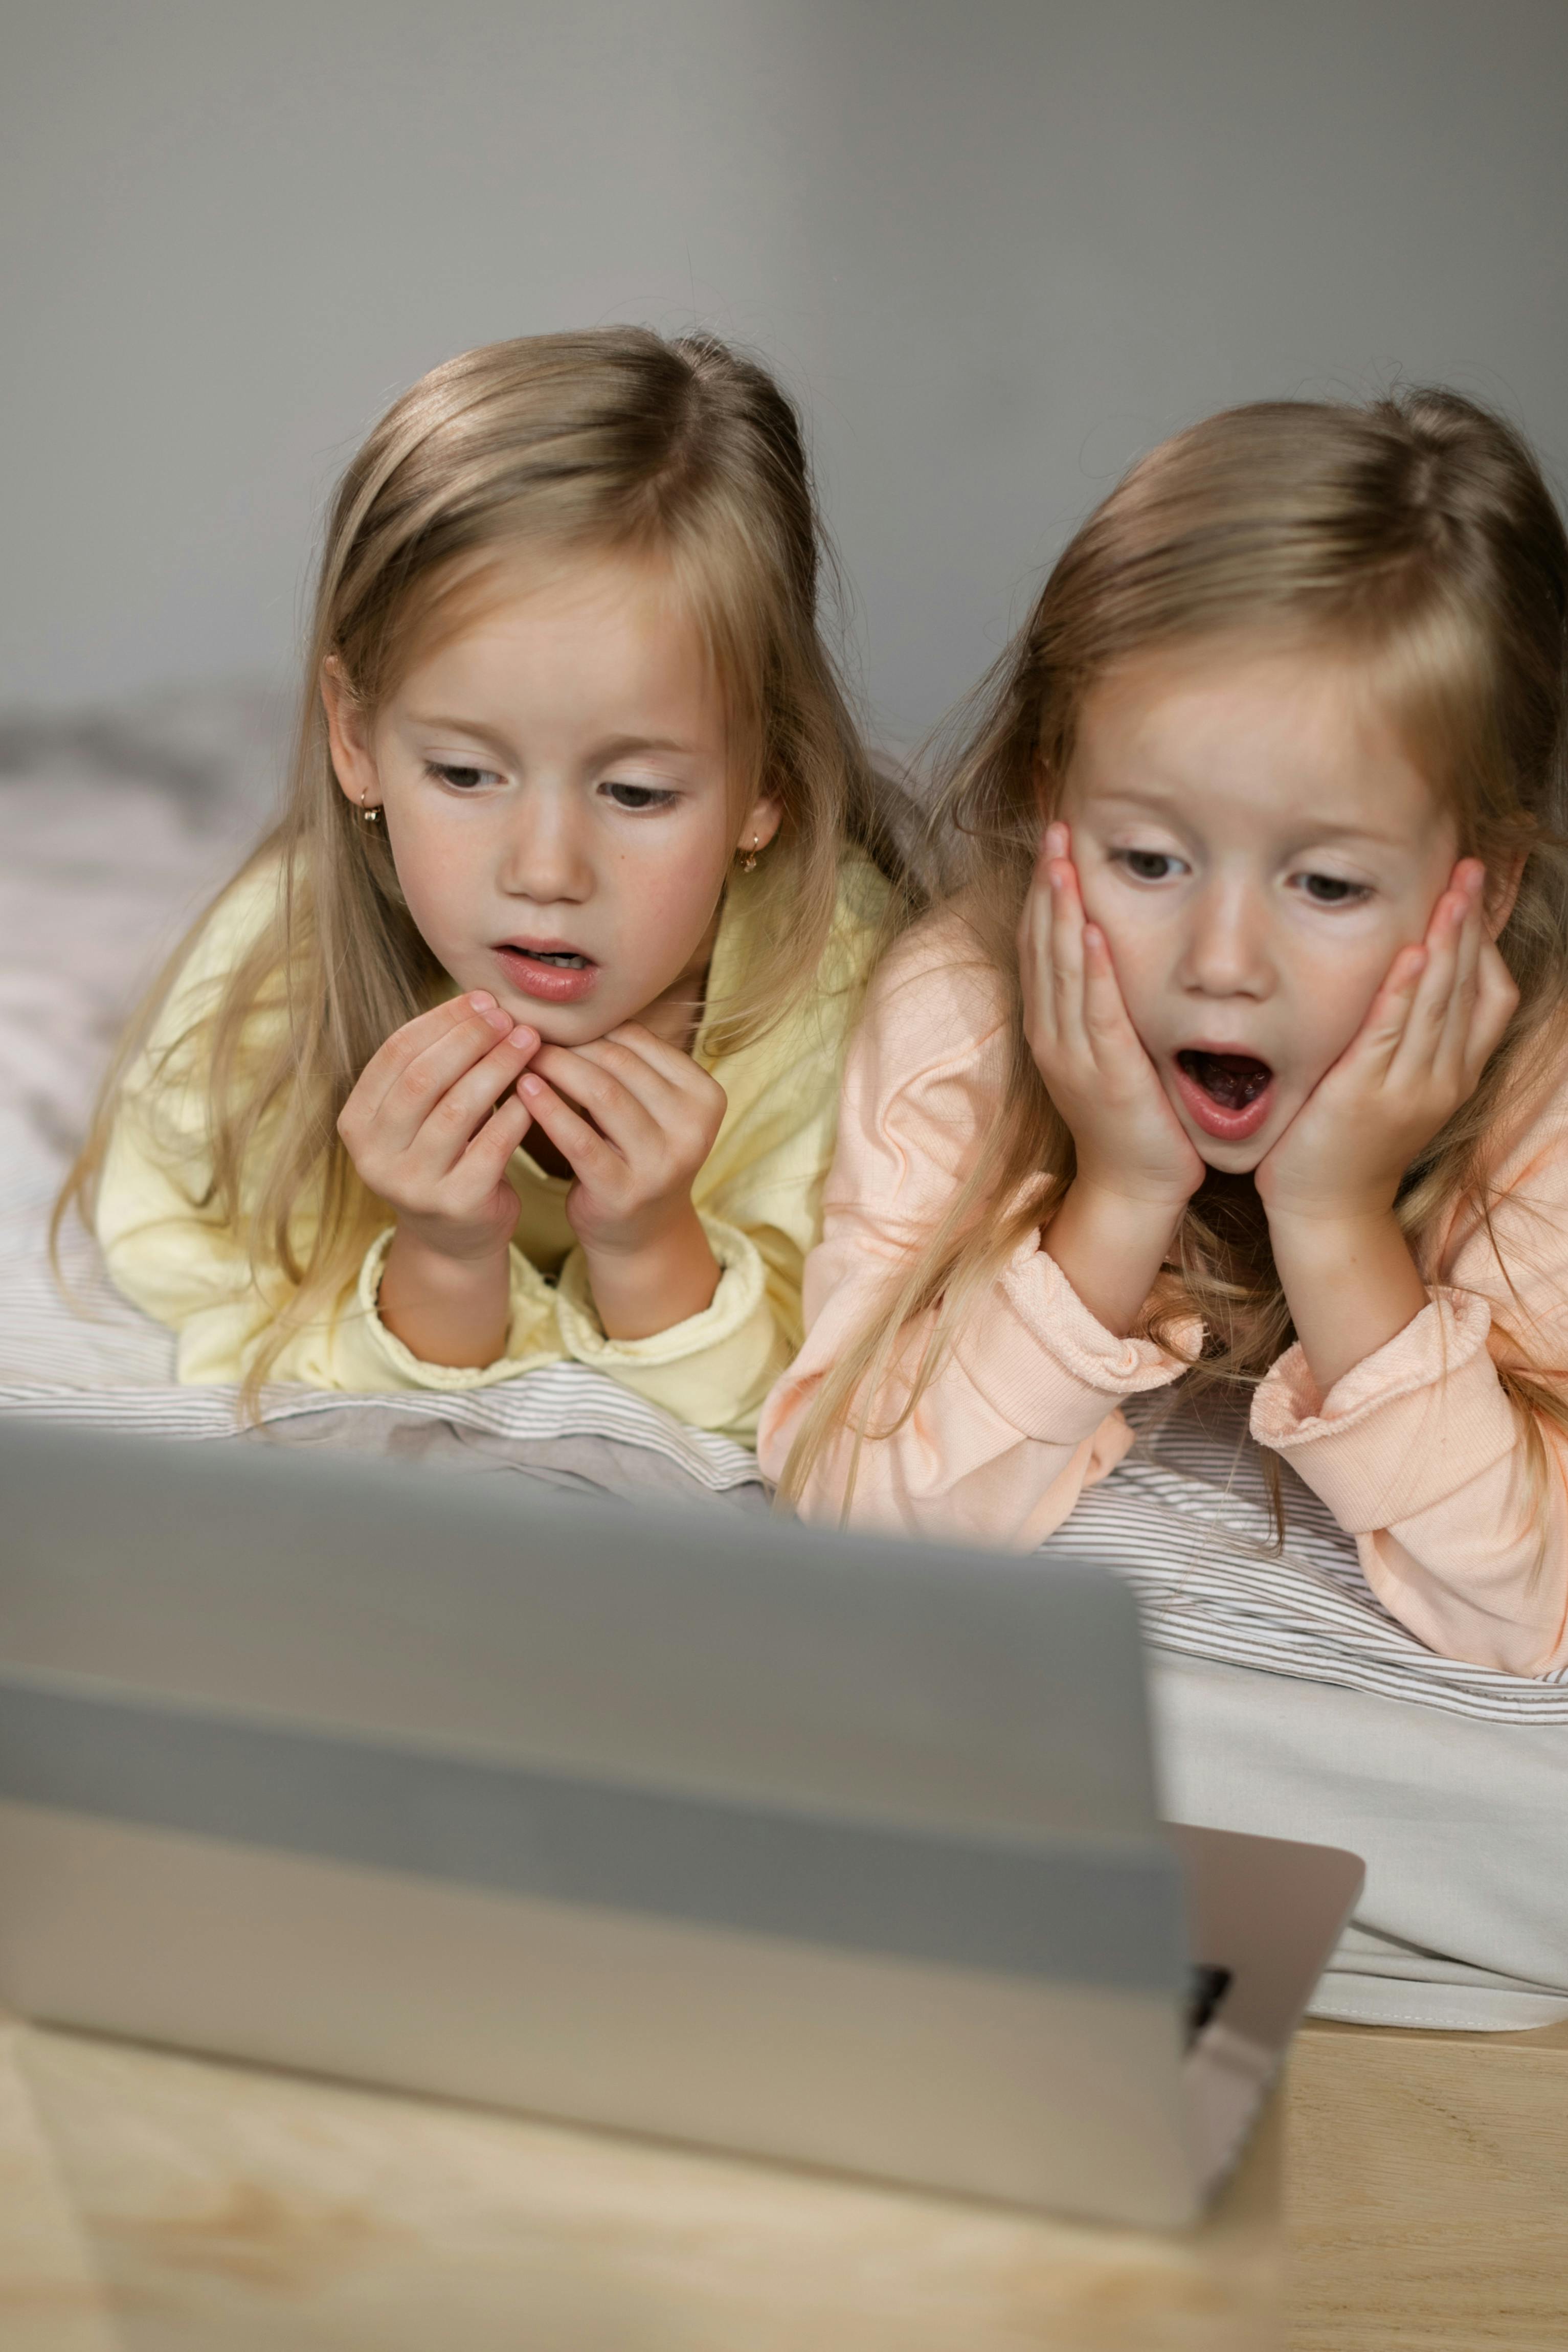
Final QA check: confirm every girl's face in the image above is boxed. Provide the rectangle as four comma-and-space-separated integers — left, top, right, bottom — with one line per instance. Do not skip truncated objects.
324, 553, 780, 1047
1058, 637, 1465, 1173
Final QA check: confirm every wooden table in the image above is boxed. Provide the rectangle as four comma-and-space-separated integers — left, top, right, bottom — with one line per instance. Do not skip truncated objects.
9, 2005, 1565, 2349
1287, 2015, 1568, 2351
0, 2008, 1280, 2351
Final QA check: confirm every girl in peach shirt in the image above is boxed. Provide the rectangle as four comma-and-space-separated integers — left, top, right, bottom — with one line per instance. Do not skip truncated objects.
760, 389, 1568, 1678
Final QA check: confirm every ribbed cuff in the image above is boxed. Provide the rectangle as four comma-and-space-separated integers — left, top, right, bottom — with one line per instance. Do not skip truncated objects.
951, 1234, 1200, 1441
554, 1215, 765, 1365
355, 1227, 562, 1390
1251, 1288, 1520, 1532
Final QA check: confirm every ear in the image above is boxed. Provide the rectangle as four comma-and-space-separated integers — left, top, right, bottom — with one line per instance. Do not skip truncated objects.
320, 656, 380, 814
1485, 850, 1528, 940
736, 790, 784, 857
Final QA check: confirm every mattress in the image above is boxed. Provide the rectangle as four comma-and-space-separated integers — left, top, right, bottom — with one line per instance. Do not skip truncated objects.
4, 686, 1565, 2029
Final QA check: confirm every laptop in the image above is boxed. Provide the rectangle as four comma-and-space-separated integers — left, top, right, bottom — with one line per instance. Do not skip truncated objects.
0, 1419, 1360, 2229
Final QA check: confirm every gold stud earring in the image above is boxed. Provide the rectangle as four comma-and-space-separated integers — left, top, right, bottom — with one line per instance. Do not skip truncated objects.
740, 835, 759, 873
359, 783, 380, 826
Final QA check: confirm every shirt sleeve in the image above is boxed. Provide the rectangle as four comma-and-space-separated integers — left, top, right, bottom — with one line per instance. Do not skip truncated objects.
95, 1075, 563, 1392
1252, 1226, 1568, 1677
756, 929, 1198, 1543
550, 1214, 789, 1441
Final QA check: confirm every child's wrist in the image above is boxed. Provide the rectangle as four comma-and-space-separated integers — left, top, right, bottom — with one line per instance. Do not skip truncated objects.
1260, 1195, 1401, 1244
379, 1225, 512, 1367
390, 1222, 513, 1281
1040, 1178, 1185, 1340
1068, 1172, 1192, 1237
580, 1203, 721, 1339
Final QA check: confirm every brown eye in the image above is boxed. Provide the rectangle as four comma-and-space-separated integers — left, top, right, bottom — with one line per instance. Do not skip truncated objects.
602, 779, 677, 811
426, 762, 494, 791
1298, 872, 1367, 905
1119, 849, 1180, 882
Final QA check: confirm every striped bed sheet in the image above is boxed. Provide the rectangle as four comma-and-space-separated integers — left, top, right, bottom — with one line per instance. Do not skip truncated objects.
10, 1144, 1567, 1724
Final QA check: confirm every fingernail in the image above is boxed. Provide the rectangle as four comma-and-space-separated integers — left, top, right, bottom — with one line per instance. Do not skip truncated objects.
1045, 823, 1066, 855
479, 1005, 512, 1033
508, 1024, 537, 1048
521, 1073, 543, 1097
468, 992, 497, 1012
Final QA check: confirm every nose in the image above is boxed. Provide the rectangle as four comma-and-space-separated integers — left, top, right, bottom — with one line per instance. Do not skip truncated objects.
1176, 873, 1274, 1000
497, 783, 594, 906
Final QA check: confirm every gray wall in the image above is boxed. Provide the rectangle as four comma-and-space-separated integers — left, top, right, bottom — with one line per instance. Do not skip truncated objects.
6, 1, 1568, 747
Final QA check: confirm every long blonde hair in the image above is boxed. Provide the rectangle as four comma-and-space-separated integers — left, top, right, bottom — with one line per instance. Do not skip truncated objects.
59, 328, 892, 1400
782, 388, 1568, 1517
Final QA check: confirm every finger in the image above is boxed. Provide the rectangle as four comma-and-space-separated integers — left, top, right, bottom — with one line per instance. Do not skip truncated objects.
554, 1036, 686, 1123
352, 996, 524, 1139
1344, 942, 1429, 1079
353, 994, 513, 1124
1387, 887, 1468, 1084
454, 1089, 534, 1195
561, 1031, 719, 1135
1433, 866, 1488, 1074
527, 1047, 664, 1159
1464, 939, 1521, 1081
1046, 856, 1090, 1056
1079, 921, 1139, 1061
373, 1016, 536, 1159
405, 1029, 543, 1178
518, 1072, 621, 1183
596, 1022, 707, 1088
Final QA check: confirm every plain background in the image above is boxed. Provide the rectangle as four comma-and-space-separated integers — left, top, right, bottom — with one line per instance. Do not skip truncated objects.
5, 0, 1568, 748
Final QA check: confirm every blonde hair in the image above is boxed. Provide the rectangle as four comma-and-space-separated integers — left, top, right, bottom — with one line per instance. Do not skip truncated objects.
783, 388, 1568, 1522
59, 327, 892, 1403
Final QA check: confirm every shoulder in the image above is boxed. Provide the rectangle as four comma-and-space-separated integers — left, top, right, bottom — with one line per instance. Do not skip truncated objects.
817, 903, 1014, 1207
1430, 1024, 1568, 1284
136, 850, 287, 1078
825, 900, 1015, 1198
857, 901, 1012, 1083
160, 854, 285, 1013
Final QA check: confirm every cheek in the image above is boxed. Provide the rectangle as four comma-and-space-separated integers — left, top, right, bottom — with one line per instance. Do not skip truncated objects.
1289, 951, 1390, 1073
1272, 928, 1402, 1089
612, 841, 727, 951
1075, 881, 1167, 1031
383, 809, 472, 934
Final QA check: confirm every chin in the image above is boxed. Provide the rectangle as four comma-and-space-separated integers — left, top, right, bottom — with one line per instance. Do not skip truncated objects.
1194, 1137, 1269, 1176
517, 1004, 618, 1047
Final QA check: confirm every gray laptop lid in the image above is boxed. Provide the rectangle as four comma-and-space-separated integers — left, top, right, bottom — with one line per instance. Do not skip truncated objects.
0, 1422, 1188, 2001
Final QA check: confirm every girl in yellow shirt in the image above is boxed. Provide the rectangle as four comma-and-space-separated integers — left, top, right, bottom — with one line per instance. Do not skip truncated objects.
62, 330, 893, 1441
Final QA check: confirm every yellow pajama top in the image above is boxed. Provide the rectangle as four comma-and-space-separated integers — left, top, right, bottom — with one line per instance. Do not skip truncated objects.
96, 855, 888, 1442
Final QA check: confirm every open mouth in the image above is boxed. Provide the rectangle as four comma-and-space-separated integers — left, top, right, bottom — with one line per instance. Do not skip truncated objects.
1172, 1048, 1276, 1144
494, 942, 599, 1005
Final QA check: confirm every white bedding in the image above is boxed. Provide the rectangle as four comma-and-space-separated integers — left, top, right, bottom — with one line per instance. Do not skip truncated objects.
4, 686, 1565, 2029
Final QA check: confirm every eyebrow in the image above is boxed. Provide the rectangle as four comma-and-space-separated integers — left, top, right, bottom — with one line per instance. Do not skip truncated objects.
1087, 786, 1412, 852
404, 714, 516, 756
405, 716, 703, 763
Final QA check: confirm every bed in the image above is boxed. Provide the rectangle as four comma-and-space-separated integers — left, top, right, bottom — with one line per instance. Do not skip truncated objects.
4, 684, 1565, 2039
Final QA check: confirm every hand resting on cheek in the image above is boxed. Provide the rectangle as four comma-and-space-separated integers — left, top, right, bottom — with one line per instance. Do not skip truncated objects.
1253, 860, 1519, 1223
1256, 859, 1519, 1398
1019, 821, 1207, 1341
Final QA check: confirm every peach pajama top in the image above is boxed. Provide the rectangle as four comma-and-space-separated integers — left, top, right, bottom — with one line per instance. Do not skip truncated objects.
757, 914, 1568, 1677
